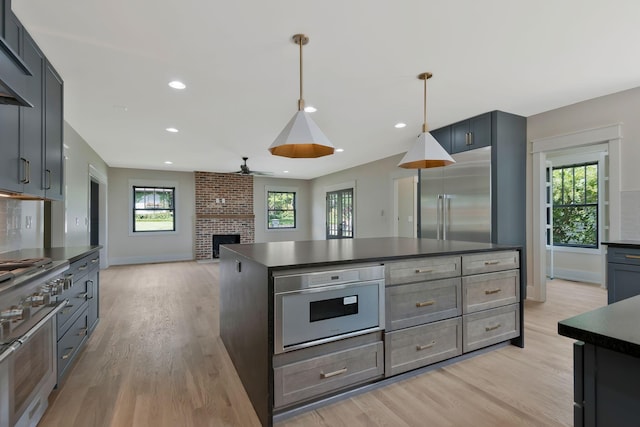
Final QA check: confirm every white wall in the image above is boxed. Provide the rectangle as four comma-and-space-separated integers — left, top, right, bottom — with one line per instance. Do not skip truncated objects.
54, 122, 109, 248
527, 86, 640, 288
253, 177, 312, 243
310, 154, 416, 240
108, 168, 195, 265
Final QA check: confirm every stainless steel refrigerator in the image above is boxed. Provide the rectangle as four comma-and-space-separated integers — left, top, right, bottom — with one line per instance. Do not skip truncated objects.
419, 146, 491, 243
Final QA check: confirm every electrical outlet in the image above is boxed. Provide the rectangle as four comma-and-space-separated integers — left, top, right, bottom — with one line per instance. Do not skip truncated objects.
221, 198, 226, 204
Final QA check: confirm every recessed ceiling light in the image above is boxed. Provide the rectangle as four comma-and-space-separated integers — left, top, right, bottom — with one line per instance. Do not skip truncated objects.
166, 127, 179, 133
335, 148, 344, 153
168, 81, 186, 90
304, 106, 317, 113
164, 161, 173, 165
394, 122, 407, 128
283, 170, 289, 173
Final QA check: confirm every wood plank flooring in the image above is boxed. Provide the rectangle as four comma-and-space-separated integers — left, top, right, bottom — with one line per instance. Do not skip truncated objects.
39, 263, 606, 427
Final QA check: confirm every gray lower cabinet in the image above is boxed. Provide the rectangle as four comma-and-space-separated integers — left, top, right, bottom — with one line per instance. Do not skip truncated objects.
56, 251, 100, 384
605, 245, 640, 304
273, 333, 384, 409
462, 303, 520, 353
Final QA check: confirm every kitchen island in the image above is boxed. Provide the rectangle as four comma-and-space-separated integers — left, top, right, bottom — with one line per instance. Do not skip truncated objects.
559, 295, 640, 427
220, 237, 524, 427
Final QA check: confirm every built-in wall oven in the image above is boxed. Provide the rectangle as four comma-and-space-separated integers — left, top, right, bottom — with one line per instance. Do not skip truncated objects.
274, 264, 385, 354
0, 259, 69, 427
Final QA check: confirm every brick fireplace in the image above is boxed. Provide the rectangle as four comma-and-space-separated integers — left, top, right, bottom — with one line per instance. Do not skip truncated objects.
195, 171, 255, 260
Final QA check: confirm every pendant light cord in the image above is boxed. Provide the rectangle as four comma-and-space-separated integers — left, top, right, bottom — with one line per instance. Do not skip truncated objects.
298, 37, 304, 111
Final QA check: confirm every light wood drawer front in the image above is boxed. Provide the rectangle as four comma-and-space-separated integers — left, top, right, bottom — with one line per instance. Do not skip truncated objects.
463, 304, 520, 353
386, 256, 461, 285
463, 270, 520, 314
385, 317, 462, 377
462, 251, 519, 276
273, 341, 384, 408
386, 277, 461, 331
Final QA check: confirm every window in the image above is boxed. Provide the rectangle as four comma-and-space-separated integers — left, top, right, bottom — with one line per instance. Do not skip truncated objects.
552, 162, 598, 248
132, 186, 175, 232
326, 188, 353, 239
267, 191, 296, 229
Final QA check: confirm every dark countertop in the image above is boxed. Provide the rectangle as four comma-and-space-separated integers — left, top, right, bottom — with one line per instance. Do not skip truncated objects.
602, 240, 640, 249
558, 295, 640, 358
0, 245, 102, 263
222, 237, 521, 269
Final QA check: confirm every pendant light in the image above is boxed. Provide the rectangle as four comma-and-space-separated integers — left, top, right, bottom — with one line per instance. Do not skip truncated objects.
268, 34, 335, 158
398, 72, 455, 169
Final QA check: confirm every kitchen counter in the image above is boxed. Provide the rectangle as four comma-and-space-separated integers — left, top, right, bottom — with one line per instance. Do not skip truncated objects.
558, 294, 640, 358
220, 237, 523, 427
0, 245, 101, 263
559, 295, 640, 426
223, 237, 520, 269
602, 240, 640, 248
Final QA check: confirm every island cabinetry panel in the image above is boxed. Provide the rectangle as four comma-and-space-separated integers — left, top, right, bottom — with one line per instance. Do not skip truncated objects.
273, 332, 383, 409
386, 277, 461, 330
385, 317, 462, 377
461, 250, 520, 352
605, 245, 640, 304
386, 255, 460, 285
462, 269, 520, 314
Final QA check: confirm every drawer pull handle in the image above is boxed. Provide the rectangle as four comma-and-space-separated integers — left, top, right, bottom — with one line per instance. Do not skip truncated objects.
415, 268, 433, 274
78, 264, 88, 271
61, 347, 74, 360
417, 341, 436, 351
416, 300, 435, 308
485, 324, 502, 332
77, 293, 88, 299
77, 327, 88, 337
625, 255, 640, 260
320, 367, 347, 379
485, 289, 502, 295
91, 258, 98, 263
484, 261, 500, 265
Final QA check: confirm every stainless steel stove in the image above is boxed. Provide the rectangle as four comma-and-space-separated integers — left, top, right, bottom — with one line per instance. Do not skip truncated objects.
0, 257, 69, 427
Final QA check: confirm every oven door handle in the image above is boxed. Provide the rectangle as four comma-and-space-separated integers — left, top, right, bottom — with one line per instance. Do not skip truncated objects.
17, 299, 68, 346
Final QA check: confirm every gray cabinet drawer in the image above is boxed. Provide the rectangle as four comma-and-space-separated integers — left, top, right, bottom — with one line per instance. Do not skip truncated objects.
57, 281, 88, 336
463, 303, 520, 352
462, 269, 520, 314
386, 256, 460, 285
386, 277, 461, 330
608, 246, 640, 266
462, 251, 519, 276
385, 317, 462, 377
273, 340, 384, 408
57, 308, 88, 382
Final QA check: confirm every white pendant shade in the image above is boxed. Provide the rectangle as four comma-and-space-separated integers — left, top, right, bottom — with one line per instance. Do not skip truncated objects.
268, 111, 335, 158
398, 132, 456, 169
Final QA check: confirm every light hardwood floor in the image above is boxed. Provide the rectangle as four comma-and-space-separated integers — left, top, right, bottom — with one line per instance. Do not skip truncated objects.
39, 262, 606, 427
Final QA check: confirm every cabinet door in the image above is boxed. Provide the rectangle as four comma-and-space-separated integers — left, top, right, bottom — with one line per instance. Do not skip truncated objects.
87, 268, 99, 333
607, 262, 640, 304
468, 112, 492, 149
44, 61, 63, 200
2, 8, 21, 54
451, 120, 470, 153
20, 30, 44, 196
430, 126, 451, 153
0, 105, 22, 192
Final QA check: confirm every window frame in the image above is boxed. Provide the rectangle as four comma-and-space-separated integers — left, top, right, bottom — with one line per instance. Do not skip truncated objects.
129, 180, 178, 236
551, 161, 599, 249
266, 186, 298, 231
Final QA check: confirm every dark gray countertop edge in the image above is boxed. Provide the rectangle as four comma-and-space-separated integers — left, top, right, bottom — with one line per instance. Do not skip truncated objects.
0, 245, 102, 263
558, 295, 640, 359
602, 240, 640, 248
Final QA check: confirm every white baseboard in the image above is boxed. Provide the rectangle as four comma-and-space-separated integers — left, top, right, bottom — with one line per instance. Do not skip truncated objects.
108, 253, 194, 266
547, 267, 602, 285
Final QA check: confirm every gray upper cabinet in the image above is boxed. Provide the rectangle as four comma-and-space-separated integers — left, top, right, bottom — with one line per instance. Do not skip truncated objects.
0, 3, 64, 200
44, 62, 63, 200
430, 126, 451, 153
21, 30, 45, 197
451, 112, 492, 153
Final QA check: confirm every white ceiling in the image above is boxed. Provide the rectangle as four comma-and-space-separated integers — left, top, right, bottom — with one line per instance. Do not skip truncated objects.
12, 0, 640, 179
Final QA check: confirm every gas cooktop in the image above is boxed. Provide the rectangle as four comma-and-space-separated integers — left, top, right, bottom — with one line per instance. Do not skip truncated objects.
0, 258, 53, 284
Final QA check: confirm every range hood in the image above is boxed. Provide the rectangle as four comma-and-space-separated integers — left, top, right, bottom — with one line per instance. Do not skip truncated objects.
0, 36, 33, 107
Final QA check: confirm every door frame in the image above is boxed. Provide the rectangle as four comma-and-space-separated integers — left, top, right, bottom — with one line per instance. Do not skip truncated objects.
530, 124, 621, 301
393, 175, 418, 237
89, 164, 108, 269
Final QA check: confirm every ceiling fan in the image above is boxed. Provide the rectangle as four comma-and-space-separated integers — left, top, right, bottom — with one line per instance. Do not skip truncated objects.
233, 157, 272, 176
